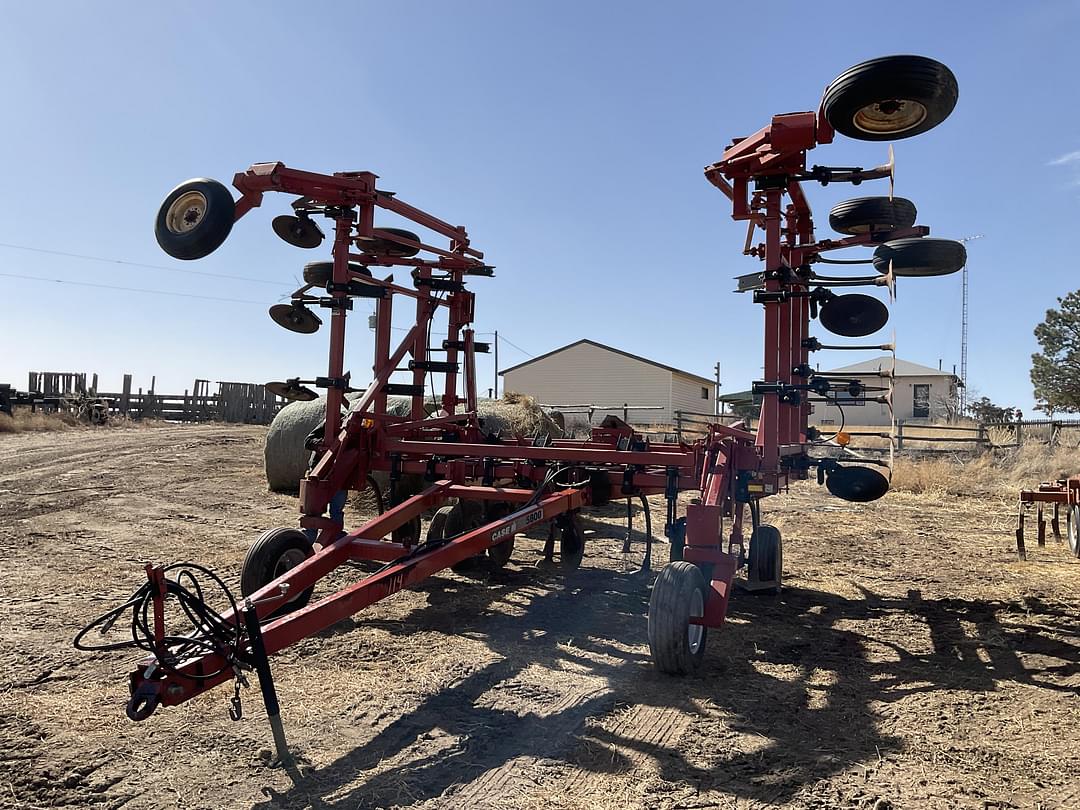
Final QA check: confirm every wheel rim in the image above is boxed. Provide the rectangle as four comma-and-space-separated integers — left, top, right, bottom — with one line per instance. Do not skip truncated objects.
853, 99, 927, 136
273, 547, 308, 599
1071, 507, 1080, 554
687, 588, 704, 653
166, 190, 209, 234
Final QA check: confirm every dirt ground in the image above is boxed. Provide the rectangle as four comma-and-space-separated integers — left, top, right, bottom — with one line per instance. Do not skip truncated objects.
1, 424, 1078, 810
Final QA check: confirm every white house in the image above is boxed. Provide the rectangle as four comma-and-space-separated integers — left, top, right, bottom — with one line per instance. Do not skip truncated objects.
499, 339, 715, 425
814, 357, 961, 427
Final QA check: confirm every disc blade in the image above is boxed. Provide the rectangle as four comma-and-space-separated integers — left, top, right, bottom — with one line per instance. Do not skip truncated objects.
272, 215, 324, 249
826, 465, 890, 502
888, 145, 895, 200
265, 380, 319, 401
818, 294, 889, 337
269, 303, 322, 334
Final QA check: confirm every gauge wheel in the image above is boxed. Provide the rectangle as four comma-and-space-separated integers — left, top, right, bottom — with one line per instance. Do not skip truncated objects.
822, 55, 959, 141
872, 238, 967, 277
747, 524, 783, 593
1069, 506, 1080, 558
155, 178, 235, 260
648, 561, 708, 675
240, 528, 315, 618
302, 261, 373, 287
359, 227, 421, 258
828, 196, 917, 235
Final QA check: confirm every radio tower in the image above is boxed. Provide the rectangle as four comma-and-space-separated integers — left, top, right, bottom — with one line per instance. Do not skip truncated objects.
958, 234, 984, 416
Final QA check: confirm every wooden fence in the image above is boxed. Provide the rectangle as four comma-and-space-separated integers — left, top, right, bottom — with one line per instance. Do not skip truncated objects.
17, 372, 285, 425
671, 411, 1080, 453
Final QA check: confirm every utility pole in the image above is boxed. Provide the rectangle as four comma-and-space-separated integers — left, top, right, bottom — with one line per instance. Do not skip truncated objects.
493, 329, 499, 399
714, 361, 721, 416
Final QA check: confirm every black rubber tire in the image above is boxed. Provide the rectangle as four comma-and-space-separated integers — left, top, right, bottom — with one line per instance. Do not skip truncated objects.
155, 178, 235, 260
872, 238, 967, 277
822, 55, 958, 142
360, 227, 421, 258
446, 501, 484, 573
1069, 505, 1080, 558
302, 261, 372, 287
828, 197, 917, 236
818, 293, 889, 338
427, 506, 453, 543
648, 561, 708, 675
486, 502, 515, 570
240, 528, 315, 617
748, 524, 783, 593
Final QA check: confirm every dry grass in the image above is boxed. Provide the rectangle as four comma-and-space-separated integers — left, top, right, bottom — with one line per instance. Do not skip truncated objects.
0, 408, 77, 434
890, 440, 1080, 497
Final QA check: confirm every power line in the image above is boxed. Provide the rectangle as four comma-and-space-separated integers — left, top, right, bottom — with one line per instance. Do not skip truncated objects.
0, 272, 270, 305
0, 241, 289, 287
497, 335, 534, 357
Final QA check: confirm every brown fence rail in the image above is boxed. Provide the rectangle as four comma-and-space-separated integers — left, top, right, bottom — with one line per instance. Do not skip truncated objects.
11, 371, 286, 425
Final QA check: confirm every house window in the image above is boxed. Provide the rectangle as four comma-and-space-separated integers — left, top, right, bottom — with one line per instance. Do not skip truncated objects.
913, 383, 930, 418
701, 387, 709, 399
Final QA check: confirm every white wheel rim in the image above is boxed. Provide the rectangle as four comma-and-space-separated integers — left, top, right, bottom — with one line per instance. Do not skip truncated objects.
166, 190, 208, 234
853, 99, 927, 136
687, 588, 704, 653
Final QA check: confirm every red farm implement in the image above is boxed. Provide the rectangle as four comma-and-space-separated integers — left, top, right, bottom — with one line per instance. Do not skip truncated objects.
77, 55, 965, 762
1016, 479, 1080, 559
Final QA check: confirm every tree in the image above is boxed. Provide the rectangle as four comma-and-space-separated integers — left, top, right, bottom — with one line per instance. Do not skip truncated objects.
1031, 290, 1080, 414
966, 395, 1017, 423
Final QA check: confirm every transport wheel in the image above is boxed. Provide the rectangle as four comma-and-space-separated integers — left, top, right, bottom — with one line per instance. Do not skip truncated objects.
747, 524, 783, 593
648, 561, 708, 675
358, 227, 421, 258
302, 261, 372, 287
155, 178, 235, 260
240, 528, 315, 617
486, 502, 515, 570
822, 55, 958, 141
1069, 506, 1080, 558
446, 501, 485, 573
828, 196, 917, 235
872, 238, 967, 277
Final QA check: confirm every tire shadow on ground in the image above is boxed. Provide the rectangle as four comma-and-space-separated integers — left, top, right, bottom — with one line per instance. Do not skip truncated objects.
253, 566, 1080, 809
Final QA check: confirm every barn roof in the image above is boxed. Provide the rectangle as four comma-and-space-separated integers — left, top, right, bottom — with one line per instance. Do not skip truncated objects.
499, 339, 715, 386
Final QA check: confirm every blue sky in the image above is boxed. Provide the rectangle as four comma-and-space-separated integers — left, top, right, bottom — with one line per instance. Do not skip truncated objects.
2, 2, 1077, 412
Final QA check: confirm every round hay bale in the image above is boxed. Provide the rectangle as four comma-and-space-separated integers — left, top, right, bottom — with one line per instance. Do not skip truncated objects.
264, 393, 563, 494
264, 397, 328, 493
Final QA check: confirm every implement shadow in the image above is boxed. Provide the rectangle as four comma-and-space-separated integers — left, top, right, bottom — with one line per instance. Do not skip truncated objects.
253, 557, 1080, 809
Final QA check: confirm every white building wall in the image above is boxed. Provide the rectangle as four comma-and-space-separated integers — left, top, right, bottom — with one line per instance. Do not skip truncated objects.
812, 373, 957, 427
670, 371, 716, 423
502, 342, 674, 422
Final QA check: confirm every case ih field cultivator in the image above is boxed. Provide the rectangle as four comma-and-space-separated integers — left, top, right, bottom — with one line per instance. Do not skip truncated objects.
77, 55, 965, 760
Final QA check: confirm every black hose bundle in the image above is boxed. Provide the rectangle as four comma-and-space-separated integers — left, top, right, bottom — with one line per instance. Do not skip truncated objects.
74, 562, 243, 681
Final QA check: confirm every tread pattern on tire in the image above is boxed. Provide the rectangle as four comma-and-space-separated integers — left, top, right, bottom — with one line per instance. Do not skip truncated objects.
154, 178, 235, 260
648, 561, 707, 675
240, 528, 314, 617
828, 196, 917, 235
822, 55, 959, 142
748, 524, 783, 592
872, 237, 966, 277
